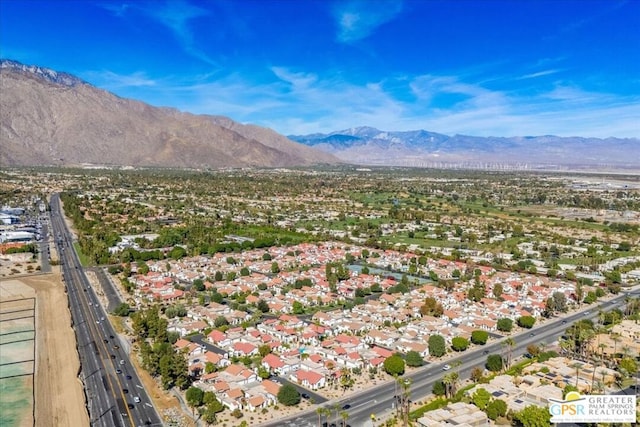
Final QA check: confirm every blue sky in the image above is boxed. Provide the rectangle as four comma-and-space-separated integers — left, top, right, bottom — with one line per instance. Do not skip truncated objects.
1, 0, 639, 137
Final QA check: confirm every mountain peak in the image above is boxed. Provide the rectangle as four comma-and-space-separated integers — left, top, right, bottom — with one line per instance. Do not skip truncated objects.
0, 59, 338, 168
1, 59, 85, 87
290, 127, 640, 170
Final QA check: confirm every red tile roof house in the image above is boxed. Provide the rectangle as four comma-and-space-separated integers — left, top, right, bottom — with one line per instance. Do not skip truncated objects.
168, 320, 208, 337
230, 342, 258, 358
203, 350, 230, 369
207, 330, 232, 347
247, 395, 268, 412
259, 379, 281, 401
221, 387, 244, 411
395, 340, 429, 357
292, 369, 326, 390
173, 339, 205, 357
221, 364, 259, 386
261, 353, 287, 375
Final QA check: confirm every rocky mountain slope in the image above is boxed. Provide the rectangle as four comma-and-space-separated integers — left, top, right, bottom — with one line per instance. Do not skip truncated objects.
0, 59, 337, 168
290, 127, 640, 170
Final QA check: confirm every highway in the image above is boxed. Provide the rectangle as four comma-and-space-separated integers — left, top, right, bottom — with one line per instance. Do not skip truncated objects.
264, 288, 640, 427
49, 193, 162, 427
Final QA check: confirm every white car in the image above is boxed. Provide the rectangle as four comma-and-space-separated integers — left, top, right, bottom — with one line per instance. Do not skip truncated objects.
134, 396, 141, 403
443, 364, 451, 371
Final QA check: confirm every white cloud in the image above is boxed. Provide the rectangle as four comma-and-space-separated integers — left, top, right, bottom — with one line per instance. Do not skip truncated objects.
333, 0, 403, 43
103, 65, 640, 139
83, 70, 158, 89
517, 69, 562, 80
104, 0, 217, 66
270, 67, 318, 89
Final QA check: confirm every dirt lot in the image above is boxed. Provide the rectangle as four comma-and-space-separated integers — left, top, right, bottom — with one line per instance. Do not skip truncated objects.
0, 275, 88, 426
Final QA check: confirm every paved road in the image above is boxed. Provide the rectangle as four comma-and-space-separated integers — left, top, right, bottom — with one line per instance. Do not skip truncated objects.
89, 267, 125, 313
189, 333, 228, 355
260, 288, 640, 427
50, 193, 162, 427
38, 217, 52, 273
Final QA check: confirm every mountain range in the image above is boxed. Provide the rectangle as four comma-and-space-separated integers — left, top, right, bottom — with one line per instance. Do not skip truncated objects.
0, 59, 337, 168
289, 127, 640, 170
2, 59, 637, 171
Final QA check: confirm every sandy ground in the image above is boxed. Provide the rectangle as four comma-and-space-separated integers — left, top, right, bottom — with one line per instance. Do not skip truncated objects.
0, 276, 89, 427
0, 253, 39, 278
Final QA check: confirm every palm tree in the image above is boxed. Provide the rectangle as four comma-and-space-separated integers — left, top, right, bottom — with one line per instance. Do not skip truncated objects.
621, 345, 631, 359
611, 333, 621, 357
397, 377, 412, 427
442, 371, 459, 399
322, 407, 331, 426
333, 403, 341, 425
598, 342, 607, 359
559, 338, 573, 356
442, 373, 454, 399
502, 337, 515, 370
599, 368, 610, 393
579, 328, 595, 359
572, 362, 584, 389
340, 410, 349, 427
316, 407, 324, 427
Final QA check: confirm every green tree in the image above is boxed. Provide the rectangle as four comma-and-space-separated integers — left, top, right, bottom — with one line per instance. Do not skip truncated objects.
497, 318, 513, 332
492, 283, 503, 299
618, 357, 637, 376
512, 404, 551, 427
214, 316, 229, 328
258, 344, 271, 357
192, 278, 205, 292
292, 301, 304, 315
203, 391, 216, 405
486, 354, 503, 372
277, 384, 301, 406
186, 386, 204, 415
257, 366, 270, 379
486, 399, 507, 420
211, 291, 223, 303
113, 302, 130, 317
405, 350, 424, 367
472, 388, 491, 410
451, 336, 469, 352
432, 380, 446, 396
420, 296, 444, 317
201, 397, 224, 426
383, 355, 405, 376
257, 299, 270, 313
428, 334, 446, 357
271, 262, 280, 274
517, 315, 536, 329
471, 330, 489, 345
552, 292, 567, 312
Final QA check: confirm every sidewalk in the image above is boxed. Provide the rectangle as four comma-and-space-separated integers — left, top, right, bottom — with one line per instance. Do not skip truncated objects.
172, 390, 203, 427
